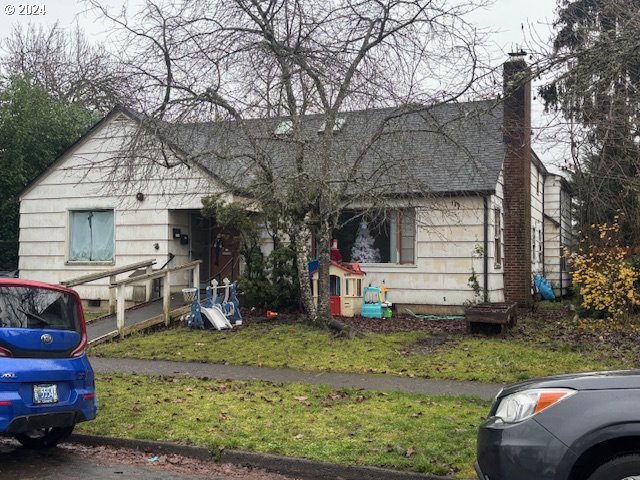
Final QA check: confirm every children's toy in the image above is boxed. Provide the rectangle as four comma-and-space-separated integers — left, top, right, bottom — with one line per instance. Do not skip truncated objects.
182, 287, 204, 329
221, 278, 242, 325
309, 261, 365, 317
185, 278, 242, 330
361, 284, 392, 319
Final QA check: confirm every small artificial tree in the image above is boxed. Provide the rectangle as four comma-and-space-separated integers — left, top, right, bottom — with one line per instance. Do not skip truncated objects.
351, 220, 381, 263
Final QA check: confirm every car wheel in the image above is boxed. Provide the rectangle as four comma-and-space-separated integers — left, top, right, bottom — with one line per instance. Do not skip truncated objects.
14, 425, 74, 448
588, 454, 640, 480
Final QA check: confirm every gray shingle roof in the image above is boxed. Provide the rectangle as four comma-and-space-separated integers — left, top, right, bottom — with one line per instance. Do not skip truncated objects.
142, 99, 506, 196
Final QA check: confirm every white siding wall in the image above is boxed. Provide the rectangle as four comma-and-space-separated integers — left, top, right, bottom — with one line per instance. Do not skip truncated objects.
361, 195, 504, 314
531, 162, 545, 275
544, 175, 572, 296
19, 114, 222, 301
167, 210, 194, 290
489, 172, 505, 302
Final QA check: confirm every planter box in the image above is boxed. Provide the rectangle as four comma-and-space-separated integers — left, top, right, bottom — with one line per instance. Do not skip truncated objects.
465, 302, 517, 334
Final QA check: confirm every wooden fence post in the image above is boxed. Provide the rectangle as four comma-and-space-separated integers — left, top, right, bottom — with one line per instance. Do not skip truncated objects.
163, 271, 171, 326
146, 264, 154, 302
117, 284, 126, 336
109, 275, 116, 314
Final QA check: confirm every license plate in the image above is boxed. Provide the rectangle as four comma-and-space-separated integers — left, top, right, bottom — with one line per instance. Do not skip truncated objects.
33, 384, 58, 404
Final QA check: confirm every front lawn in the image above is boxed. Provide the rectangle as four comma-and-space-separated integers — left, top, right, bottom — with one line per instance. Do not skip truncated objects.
79, 373, 488, 478
90, 309, 631, 383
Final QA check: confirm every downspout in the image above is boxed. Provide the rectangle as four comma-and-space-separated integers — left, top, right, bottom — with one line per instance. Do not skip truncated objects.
483, 195, 489, 303
558, 186, 563, 298
541, 175, 545, 277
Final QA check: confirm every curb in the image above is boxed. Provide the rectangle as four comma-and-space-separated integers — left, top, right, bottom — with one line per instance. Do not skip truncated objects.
69, 434, 457, 480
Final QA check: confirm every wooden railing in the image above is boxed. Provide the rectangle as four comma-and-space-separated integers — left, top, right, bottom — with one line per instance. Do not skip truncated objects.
60, 260, 156, 314
110, 260, 201, 335
61, 259, 202, 337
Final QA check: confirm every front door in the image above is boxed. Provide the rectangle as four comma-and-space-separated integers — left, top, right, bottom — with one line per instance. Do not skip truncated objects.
329, 274, 341, 316
190, 213, 214, 287
210, 228, 240, 283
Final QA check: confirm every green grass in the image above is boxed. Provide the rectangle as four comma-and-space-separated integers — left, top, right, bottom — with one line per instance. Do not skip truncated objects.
90, 320, 626, 383
84, 311, 108, 323
421, 337, 623, 382
79, 373, 488, 478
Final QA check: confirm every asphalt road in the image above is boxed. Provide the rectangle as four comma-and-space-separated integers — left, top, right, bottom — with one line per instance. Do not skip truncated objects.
0, 439, 299, 480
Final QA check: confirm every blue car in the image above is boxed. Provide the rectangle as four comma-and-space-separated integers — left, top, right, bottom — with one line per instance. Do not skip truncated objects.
0, 278, 96, 448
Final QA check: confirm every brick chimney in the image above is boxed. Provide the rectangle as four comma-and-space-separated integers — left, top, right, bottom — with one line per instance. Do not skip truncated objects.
502, 54, 532, 307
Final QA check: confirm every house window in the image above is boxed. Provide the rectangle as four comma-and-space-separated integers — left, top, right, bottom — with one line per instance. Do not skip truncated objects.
397, 209, 415, 264
274, 120, 293, 135
318, 118, 346, 133
532, 227, 536, 261
329, 275, 340, 295
68, 210, 114, 262
560, 247, 568, 271
538, 229, 543, 263
333, 209, 415, 264
494, 208, 502, 266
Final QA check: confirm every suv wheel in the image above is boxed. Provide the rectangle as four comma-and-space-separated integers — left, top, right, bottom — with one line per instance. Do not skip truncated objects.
587, 454, 640, 480
14, 426, 74, 448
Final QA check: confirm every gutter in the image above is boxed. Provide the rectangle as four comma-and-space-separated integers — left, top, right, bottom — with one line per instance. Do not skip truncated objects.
483, 195, 489, 303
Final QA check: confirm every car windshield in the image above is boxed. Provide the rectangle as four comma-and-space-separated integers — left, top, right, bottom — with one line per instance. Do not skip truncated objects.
0, 286, 80, 332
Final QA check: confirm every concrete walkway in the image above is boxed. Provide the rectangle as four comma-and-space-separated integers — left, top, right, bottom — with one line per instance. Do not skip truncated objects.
89, 357, 503, 401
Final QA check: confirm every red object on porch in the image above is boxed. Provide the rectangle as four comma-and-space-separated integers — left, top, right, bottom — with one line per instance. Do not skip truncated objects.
330, 296, 341, 316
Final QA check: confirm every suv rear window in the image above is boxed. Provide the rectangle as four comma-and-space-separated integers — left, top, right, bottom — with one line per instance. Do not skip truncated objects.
0, 286, 80, 333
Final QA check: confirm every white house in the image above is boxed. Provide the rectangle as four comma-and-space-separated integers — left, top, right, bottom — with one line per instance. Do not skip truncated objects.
18, 57, 572, 313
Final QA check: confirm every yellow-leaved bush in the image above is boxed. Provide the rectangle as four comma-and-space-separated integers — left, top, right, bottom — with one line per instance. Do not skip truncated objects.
566, 219, 640, 321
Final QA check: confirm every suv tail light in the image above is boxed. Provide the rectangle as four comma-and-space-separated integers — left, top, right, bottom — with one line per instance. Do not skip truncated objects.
70, 334, 87, 357
70, 302, 88, 357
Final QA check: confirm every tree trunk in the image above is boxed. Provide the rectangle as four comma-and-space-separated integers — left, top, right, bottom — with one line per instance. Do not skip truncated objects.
316, 218, 332, 322
292, 222, 317, 322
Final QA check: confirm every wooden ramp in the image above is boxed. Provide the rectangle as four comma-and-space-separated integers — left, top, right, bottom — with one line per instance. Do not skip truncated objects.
86, 294, 190, 345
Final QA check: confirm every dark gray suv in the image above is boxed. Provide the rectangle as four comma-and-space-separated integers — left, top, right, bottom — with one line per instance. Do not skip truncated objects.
475, 370, 640, 480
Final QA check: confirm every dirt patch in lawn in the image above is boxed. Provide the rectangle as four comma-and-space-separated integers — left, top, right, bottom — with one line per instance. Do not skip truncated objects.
411, 333, 455, 354
338, 315, 467, 335
242, 304, 640, 366
504, 305, 640, 365
241, 308, 468, 335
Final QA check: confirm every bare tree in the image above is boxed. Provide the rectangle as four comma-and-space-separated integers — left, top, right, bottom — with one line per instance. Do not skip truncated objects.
1, 23, 132, 112
87, 0, 494, 326
536, 0, 640, 245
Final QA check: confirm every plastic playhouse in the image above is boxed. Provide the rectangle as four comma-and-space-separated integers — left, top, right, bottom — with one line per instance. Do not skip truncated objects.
309, 260, 365, 317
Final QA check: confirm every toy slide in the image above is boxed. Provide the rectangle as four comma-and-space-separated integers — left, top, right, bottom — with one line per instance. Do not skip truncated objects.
201, 306, 233, 330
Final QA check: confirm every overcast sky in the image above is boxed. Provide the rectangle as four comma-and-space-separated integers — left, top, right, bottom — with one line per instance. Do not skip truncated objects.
0, 0, 565, 166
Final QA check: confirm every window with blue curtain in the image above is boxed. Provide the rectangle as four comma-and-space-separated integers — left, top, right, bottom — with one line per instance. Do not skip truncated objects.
69, 210, 114, 262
